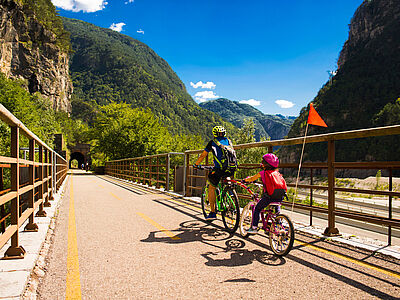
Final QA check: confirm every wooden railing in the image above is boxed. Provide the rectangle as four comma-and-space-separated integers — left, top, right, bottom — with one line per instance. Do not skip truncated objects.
0, 104, 68, 259
105, 153, 184, 191
185, 125, 400, 243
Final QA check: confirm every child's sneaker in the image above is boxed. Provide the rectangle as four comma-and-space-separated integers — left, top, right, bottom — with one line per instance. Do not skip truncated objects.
205, 212, 217, 220
246, 227, 258, 234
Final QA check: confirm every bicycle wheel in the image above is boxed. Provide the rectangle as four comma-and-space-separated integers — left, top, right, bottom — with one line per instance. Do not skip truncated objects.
239, 202, 255, 237
269, 214, 295, 256
221, 187, 240, 233
201, 184, 212, 218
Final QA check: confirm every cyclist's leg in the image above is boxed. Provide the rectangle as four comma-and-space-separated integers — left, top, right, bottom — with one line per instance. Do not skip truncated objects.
251, 194, 273, 227
208, 183, 217, 213
207, 169, 222, 213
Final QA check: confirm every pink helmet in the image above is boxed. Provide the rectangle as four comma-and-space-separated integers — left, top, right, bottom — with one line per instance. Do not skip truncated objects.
262, 153, 279, 168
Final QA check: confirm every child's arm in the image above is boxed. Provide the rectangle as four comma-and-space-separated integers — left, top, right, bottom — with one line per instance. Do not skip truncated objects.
243, 173, 261, 182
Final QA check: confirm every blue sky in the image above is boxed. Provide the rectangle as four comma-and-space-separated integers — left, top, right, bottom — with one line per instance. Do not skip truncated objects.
52, 0, 364, 116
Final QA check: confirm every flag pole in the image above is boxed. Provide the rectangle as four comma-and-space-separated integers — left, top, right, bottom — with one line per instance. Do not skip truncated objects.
291, 122, 309, 215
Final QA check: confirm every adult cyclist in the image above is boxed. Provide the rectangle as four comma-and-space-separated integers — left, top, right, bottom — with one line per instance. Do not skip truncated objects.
193, 126, 235, 220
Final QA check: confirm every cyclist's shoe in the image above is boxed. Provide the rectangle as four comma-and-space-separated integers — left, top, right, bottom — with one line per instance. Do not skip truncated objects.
246, 227, 258, 234
205, 212, 217, 220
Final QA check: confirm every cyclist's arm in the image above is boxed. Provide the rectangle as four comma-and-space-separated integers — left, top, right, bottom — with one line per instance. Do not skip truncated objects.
243, 173, 261, 182
194, 150, 208, 166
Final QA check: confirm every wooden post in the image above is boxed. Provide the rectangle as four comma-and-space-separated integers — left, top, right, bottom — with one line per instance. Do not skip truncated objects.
36, 145, 46, 217
185, 153, 190, 197
309, 168, 313, 226
25, 139, 38, 231
4, 126, 26, 259
166, 154, 170, 191
156, 156, 160, 188
388, 168, 392, 246
44, 149, 51, 207
49, 150, 54, 200
324, 140, 339, 236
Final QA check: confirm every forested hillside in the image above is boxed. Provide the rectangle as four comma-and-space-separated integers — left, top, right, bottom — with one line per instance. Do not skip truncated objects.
63, 18, 234, 140
200, 98, 294, 141
283, 0, 400, 162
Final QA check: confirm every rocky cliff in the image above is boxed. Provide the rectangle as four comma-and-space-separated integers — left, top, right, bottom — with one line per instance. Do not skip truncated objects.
0, 0, 72, 112
283, 0, 400, 163
337, 0, 400, 69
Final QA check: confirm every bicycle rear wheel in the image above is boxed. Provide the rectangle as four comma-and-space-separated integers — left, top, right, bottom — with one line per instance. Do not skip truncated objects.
201, 184, 212, 218
239, 202, 255, 237
221, 187, 240, 233
269, 214, 294, 256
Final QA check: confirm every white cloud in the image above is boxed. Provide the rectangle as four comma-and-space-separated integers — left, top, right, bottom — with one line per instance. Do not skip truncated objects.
110, 22, 126, 32
194, 91, 220, 102
51, 0, 108, 12
190, 81, 216, 89
137, 29, 145, 34
239, 99, 261, 106
275, 99, 295, 108
125, 0, 134, 3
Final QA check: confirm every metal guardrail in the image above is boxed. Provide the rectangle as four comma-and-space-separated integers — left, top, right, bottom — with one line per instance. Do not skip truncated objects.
184, 125, 400, 245
105, 153, 184, 191
0, 104, 68, 259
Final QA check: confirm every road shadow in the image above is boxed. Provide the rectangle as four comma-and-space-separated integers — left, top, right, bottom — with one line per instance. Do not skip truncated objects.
151, 197, 400, 298
141, 218, 286, 269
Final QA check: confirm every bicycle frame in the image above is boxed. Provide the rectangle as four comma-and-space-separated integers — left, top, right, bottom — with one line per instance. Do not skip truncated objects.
238, 181, 282, 233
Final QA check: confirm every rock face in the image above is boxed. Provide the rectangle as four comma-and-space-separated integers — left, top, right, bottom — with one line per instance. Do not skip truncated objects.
0, 0, 72, 112
337, 0, 400, 69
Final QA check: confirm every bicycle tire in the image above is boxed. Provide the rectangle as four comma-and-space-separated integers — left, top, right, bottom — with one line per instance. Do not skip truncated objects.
268, 214, 295, 256
221, 187, 240, 233
239, 201, 255, 237
201, 184, 212, 218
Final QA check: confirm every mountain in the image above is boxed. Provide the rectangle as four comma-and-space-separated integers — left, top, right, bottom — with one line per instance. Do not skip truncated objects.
199, 98, 295, 140
0, 0, 72, 111
284, 0, 400, 162
62, 18, 234, 140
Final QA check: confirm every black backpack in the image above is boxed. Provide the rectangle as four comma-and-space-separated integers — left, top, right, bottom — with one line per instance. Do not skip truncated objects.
213, 138, 238, 172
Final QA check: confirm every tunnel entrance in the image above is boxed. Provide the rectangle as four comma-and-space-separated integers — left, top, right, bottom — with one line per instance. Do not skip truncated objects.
69, 152, 85, 169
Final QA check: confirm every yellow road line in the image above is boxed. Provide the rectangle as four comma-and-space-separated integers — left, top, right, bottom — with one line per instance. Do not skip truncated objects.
136, 212, 180, 240
295, 240, 400, 280
109, 191, 122, 201
66, 175, 82, 300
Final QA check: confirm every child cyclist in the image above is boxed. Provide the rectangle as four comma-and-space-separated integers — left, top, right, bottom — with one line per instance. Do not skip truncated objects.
241, 153, 287, 233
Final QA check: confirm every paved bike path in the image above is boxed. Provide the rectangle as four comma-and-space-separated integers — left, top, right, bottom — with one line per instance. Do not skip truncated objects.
36, 171, 400, 299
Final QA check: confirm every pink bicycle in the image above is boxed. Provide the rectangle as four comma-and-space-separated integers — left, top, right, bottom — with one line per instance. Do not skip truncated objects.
238, 182, 295, 256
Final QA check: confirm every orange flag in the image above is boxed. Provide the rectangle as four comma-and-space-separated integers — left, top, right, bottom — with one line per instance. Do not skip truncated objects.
307, 103, 327, 127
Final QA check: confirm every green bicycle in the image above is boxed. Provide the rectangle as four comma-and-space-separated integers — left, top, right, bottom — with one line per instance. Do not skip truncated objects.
197, 165, 240, 233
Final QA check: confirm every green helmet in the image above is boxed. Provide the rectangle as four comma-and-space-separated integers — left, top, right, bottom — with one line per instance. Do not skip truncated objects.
212, 125, 226, 137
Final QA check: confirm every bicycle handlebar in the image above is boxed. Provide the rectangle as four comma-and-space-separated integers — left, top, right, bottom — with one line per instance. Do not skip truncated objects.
193, 165, 214, 170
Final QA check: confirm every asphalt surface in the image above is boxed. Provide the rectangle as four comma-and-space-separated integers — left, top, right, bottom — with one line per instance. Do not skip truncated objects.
36, 170, 400, 299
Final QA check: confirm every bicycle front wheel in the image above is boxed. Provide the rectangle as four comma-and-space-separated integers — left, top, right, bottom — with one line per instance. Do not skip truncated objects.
239, 201, 255, 237
201, 184, 212, 218
221, 187, 240, 233
269, 214, 295, 256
